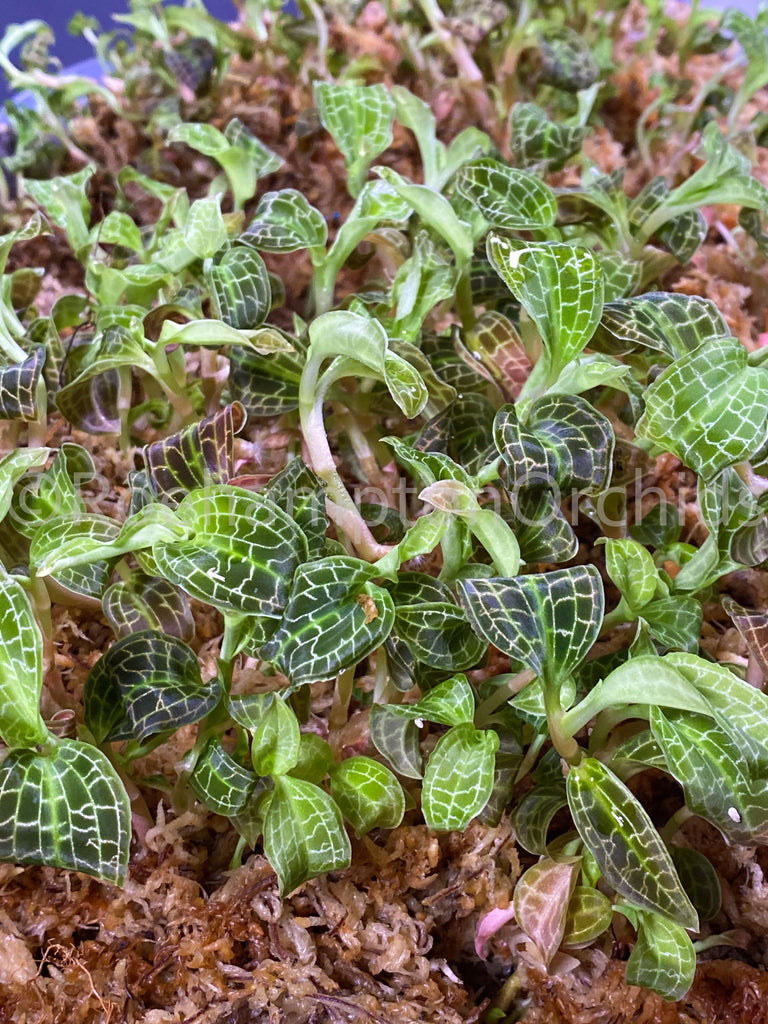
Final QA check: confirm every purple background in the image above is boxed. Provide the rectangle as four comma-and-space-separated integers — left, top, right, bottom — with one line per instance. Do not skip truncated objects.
0, 0, 239, 104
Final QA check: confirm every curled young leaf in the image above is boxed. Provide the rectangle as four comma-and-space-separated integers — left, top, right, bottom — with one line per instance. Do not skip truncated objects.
330, 756, 405, 836
189, 738, 258, 816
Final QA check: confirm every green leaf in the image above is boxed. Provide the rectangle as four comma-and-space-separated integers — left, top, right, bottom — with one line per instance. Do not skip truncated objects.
605, 538, 660, 614
422, 723, 499, 830
330, 756, 405, 835
567, 758, 698, 930
651, 707, 768, 843
229, 342, 303, 417
189, 738, 258, 816
262, 458, 328, 559
638, 123, 768, 243
143, 403, 245, 507
153, 486, 307, 618
0, 346, 46, 420
458, 566, 603, 687
455, 158, 557, 231
487, 238, 604, 380
562, 886, 614, 949
383, 672, 477, 728
636, 337, 768, 480
624, 908, 696, 1001
259, 557, 395, 688
495, 394, 614, 496
560, 655, 712, 738
94, 210, 144, 252
664, 652, 768, 772
504, 488, 578, 565
8, 442, 92, 539
0, 447, 50, 523
84, 630, 219, 744
514, 857, 579, 965
289, 732, 335, 785
513, 782, 568, 855
206, 246, 271, 328
314, 82, 395, 197
307, 310, 428, 419
102, 571, 195, 643
369, 708, 422, 779
168, 119, 282, 208
24, 167, 94, 258
0, 738, 130, 886
390, 573, 486, 672
248, 694, 301, 777
670, 846, 721, 922
534, 26, 599, 91
374, 166, 474, 265
0, 566, 47, 749
184, 195, 228, 259
242, 189, 327, 256
263, 776, 351, 895
509, 102, 587, 171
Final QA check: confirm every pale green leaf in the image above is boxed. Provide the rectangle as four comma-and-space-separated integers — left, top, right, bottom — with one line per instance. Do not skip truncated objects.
330, 756, 405, 835
0, 566, 46, 749
263, 776, 351, 895
422, 723, 499, 830
315, 82, 395, 197
636, 336, 768, 481
624, 908, 696, 1001
487, 237, 604, 380
455, 158, 557, 230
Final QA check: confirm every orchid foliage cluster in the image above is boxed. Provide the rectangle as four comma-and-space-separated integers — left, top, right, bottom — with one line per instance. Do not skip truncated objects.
2, 0, 768, 1005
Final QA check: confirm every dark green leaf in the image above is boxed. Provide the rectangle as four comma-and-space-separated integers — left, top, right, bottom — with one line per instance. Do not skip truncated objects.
103, 571, 195, 643
84, 630, 219, 744
189, 738, 258, 816
143, 403, 245, 506
458, 566, 603, 686
259, 557, 395, 688
207, 247, 271, 329
0, 738, 130, 885
153, 486, 307, 618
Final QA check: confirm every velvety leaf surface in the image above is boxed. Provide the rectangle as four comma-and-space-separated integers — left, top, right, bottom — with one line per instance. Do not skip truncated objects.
0, 739, 130, 885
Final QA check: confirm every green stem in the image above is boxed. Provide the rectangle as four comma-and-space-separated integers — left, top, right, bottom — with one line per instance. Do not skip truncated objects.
474, 669, 535, 727
543, 677, 581, 765
299, 356, 390, 561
